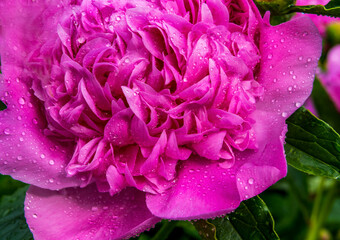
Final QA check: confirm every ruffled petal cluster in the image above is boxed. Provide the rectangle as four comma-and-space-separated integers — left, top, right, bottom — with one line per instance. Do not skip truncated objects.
0, 0, 321, 239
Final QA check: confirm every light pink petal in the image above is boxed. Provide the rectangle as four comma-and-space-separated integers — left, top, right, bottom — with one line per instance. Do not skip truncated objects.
146, 155, 240, 220
320, 45, 340, 111
25, 185, 160, 240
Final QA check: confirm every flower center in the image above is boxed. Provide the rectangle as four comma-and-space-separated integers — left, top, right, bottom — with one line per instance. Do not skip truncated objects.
28, 0, 263, 194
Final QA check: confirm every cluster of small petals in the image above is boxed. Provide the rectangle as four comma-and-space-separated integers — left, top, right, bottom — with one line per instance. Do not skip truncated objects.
26, 0, 264, 194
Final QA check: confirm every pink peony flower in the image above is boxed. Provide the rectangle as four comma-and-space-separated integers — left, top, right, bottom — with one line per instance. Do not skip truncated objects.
0, 0, 321, 239
296, 0, 340, 36
319, 45, 340, 111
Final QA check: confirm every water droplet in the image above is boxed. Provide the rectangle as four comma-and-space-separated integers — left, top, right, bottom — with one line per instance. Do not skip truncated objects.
302, 31, 308, 37
77, 37, 85, 44
292, 75, 297, 80
280, 38, 285, 43
49, 178, 54, 183
248, 178, 254, 185
3, 128, 10, 135
17, 156, 23, 161
92, 206, 98, 212
189, 169, 194, 173
17, 116, 22, 121
307, 57, 312, 62
288, 86, 293, 91
49, 160, 55, 165
267, 54, 273, 59
33, 214, 38, 219
295, 102, 302, 107
116, 16, 121, 21
40, 154, 45, 159
32, 118, 38, 125
281, 112, 287, 117
18, 97, 25, 105
273, 78, 277, 83
298, 56, 303, 61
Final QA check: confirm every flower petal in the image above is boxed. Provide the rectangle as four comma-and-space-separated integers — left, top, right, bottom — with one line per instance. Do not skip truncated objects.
146, 155, 240, 220
25, 185, 160, 240
0, 68, 81, 190
258, 15, 322, 118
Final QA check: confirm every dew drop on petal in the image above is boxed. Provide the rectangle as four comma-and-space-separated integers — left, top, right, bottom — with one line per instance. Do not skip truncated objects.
248, 178, 254, 185
295, 102, 302, 107
281, 112, 287, 117
18, 97, 25, 105
3, 128, 10, 135
49, 160, 55, 165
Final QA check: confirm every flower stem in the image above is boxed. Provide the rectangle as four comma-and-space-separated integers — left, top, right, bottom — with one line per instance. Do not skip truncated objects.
306, 178, 337, 240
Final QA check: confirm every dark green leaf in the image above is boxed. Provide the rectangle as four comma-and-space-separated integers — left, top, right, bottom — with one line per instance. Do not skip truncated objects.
0, 100, 7, 111
193, 196, 279, 240
253, 0, 295, 16
0, 174, 27, 197
253, 0, 340, 17
286, 0, 340, 17
285, 107, 340, 179
0, 186, 33, 240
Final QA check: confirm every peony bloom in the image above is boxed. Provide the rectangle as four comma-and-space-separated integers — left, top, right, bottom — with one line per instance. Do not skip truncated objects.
319, 45, 340, 111
0, 0, 321, 239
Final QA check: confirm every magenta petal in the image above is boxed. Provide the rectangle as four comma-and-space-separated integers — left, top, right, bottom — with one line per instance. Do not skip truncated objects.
25, 185, 160, 240
0, 70, 81, 190
146, 155, 240, 220
320, 45, 340, 111
258, 16, 322, 117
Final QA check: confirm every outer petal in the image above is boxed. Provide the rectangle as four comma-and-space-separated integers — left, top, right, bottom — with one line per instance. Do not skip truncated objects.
25, 185, 160, 240
0, 68, 82, 190
235, 15, 322, 200
146, 155, 240, 220
0, 1, 81, 189
258, 15, 322, 118
146, 15, 322, 220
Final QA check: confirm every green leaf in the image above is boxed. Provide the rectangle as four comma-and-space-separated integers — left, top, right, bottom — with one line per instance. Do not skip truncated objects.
285, 107, 340, 179
0, 174, 27, 197
0, 186, 33, 240
253, 0, 295, 16
0, 100, 7, 111
193, 196, 279, 240
253, 0, 340, 17
286, 0, 340, 17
